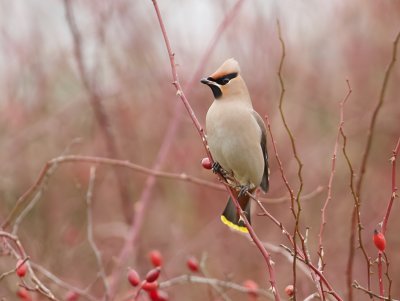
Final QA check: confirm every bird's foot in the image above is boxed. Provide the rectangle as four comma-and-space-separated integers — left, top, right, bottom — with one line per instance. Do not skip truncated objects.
238, 184, 250, 197
212, 162, 222, 174
237, 183, 255, 197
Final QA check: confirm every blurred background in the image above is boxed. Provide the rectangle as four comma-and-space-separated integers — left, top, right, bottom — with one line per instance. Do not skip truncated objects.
0, 0, 399, 300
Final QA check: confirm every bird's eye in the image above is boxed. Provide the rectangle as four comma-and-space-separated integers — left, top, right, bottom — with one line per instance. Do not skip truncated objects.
221, 78, 230, 85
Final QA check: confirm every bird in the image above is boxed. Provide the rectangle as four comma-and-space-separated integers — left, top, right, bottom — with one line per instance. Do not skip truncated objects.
201, 58, 269, 233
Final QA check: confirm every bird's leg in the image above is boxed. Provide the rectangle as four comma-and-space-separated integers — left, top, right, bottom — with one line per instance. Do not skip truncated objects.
212, 161, 222, 174
237, 183, 255, 197
212, 162, 237, 186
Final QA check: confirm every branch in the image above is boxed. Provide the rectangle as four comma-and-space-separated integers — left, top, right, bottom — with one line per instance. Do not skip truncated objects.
159, 275, 274, 300
381, 136, 400, 234
0, 231, 58, 300
318, 80, 352, 266
85, 167, 110, 300
356, 31, 400, 197
347, 30, 400, 300
106, 0, 245, 298
31, 262, 98, 301
341, 124, 372, 300
353, 281, 399, 301
63, 0, 132, 223
224, 189, 280, 300
276, 19, 305, 299
1, 155, 223, 229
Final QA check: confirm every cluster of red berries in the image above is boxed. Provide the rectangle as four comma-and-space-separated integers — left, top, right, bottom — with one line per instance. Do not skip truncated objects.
127, 250, 202, 301
127, 250, 167, 301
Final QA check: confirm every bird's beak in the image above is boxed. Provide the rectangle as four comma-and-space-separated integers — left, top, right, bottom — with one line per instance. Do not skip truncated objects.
200, 78, 214, 85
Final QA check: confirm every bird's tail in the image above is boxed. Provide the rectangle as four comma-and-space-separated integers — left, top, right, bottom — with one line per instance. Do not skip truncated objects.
220, 192, 251, 233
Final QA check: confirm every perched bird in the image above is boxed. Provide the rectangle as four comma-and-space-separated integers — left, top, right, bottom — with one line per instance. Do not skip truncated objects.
201, 58, 269, 233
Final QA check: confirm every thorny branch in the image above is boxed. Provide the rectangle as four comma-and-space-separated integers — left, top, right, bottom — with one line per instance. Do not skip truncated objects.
107, 0, 245, 298
347, 30, 400, 301
150, 0, 284, 299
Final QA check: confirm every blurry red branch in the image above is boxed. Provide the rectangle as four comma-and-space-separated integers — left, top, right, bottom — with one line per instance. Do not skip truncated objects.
63, 0, 132, 223
347, 30, 400, 301
1, 155, 222, 229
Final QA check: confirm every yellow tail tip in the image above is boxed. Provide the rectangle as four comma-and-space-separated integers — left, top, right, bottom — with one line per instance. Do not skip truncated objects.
220, 215, 249, 233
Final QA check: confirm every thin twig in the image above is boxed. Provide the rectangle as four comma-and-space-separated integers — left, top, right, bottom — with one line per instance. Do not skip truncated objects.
276, 20, 305, 300
159, 275, 274, 300
265, 117, 342, 300
341, 125, 372, 300
85, 167, 110, 300
0, 155, 223, 229
31, 262, 98, 301
381, 137, 400, 234
318, 80, 352, 267
0, 231, 58, 300
347, 31, 400, 301
353, 281, 399, 301
106, 1, 245, 298
377, 252, 384, 297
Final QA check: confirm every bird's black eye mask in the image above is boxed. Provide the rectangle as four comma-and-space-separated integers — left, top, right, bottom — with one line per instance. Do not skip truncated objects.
208, 72, 238, 86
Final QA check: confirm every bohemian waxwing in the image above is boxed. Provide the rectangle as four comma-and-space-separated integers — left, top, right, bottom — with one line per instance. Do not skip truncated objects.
201, 58, 269, 232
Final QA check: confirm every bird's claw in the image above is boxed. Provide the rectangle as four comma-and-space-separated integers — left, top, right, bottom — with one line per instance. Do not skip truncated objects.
238, 184, 251, 197
212, 162, 222, 174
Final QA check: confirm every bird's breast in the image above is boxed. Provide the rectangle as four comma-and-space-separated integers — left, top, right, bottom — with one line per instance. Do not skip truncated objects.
206, 102, 264, 186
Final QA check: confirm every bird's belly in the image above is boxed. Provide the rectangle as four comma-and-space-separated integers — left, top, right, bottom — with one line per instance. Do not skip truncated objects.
207, 126, 264, 187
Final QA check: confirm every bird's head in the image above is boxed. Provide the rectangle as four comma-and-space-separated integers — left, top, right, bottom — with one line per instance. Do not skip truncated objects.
201, 58, 248, 100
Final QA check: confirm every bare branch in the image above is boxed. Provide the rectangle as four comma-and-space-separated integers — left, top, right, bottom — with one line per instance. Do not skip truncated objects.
318, 80, 352, 266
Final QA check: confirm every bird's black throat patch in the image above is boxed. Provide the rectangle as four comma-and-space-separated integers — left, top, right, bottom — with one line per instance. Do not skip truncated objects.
209, 85, 222, 98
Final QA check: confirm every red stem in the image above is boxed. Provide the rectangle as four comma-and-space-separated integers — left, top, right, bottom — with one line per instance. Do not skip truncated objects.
381, 137, 400, 234
378, 252, 384, 297
225, 188, 281, 301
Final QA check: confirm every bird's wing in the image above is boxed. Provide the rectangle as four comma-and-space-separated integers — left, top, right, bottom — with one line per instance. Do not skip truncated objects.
251, 110, 269, 192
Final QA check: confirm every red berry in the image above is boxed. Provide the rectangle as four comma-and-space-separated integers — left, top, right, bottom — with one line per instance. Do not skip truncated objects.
142, 281, 158, 292
149, 250, 163, 267
148, 290, 169, 301
65, 291, 80, 301
146, 267, 161, 283
186, 256, 199, 272
148, 290, 159, 301
16, 259, 27, 277
16, 288, 32, 300
127, 268, 141, 287
156, 290, 169, 301
201, 157, 212, 170
285, 285, 294, 297
243, 280, 258, 298
373, 229, 386, 252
